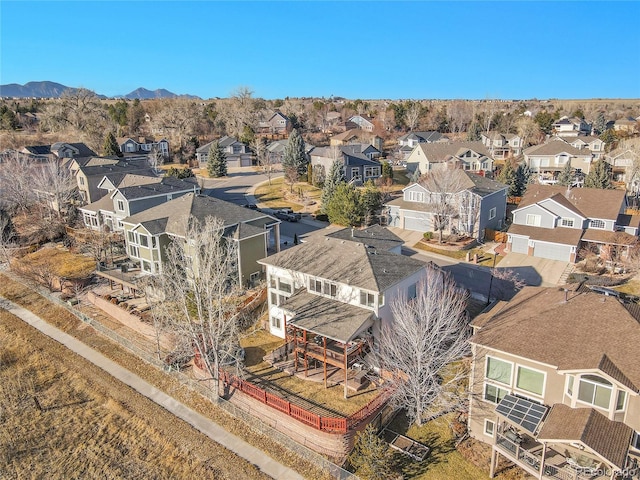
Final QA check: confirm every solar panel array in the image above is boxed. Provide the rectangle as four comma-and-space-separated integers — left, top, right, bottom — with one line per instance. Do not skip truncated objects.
495, 394, 548, 434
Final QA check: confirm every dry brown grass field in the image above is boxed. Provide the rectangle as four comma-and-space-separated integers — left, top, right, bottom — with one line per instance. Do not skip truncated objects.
0, 309, 270, 480
0, 273, 328, 479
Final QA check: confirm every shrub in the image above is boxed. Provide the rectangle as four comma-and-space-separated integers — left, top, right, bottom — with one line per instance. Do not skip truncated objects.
423, 231, 433, 240
315, 213, 329, 222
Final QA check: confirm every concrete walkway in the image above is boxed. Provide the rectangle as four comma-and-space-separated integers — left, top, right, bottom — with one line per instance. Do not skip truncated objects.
0, 296, 304, 480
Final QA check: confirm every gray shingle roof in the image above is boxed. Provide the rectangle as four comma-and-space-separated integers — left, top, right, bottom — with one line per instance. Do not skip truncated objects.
258, 236, 426, 292
414, 141, 491, 161
117, 176, 198, 200
326, 225, 403, 251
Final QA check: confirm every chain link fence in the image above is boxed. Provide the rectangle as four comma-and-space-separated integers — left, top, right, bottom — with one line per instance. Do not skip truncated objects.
4, 271, 357, 480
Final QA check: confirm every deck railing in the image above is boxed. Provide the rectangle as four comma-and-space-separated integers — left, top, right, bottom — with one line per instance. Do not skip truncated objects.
220, 371, 388, 434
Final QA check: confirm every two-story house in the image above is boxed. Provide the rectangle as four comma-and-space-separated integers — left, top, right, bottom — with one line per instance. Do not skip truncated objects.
507, 185, 639, 263
385, 170, 508, 241
79, 174, 200, 232
120, 193, 280, 284
405, 141, 494, 175
524, 139, 594, 180
605, 148, 639, 189
567, 135, 606, 160
481, 132, 523, 159
552, 116, 592, 137
196, 136, 253, 168
70, 157, 158, 203
309, 144, 382, 185
21, 142, 97, 162
330, 129, 384, 152
257, 111, 291, 134
257, 229, 430, 397
397, 131, 448, 159
118, 136, 170, 159
468, 285, 640, 479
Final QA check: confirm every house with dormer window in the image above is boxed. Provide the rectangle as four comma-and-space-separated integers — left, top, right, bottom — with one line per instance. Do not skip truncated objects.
405, 141, 494, 175
552, 116, 592, 137
309, 144, 382, 185
385, 170, 508, 241
481, 132, 523, 159
507, 185, 639, 263
468, 285, 640, 479
257, 228, 430, 396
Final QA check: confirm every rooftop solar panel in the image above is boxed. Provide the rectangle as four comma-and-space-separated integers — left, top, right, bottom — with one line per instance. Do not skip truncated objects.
495, 394, 548, 434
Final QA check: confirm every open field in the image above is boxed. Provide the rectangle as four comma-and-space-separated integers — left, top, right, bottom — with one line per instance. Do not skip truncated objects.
0, 273, 327, 479
254, 176, 322, 212
0, 309, 270, 480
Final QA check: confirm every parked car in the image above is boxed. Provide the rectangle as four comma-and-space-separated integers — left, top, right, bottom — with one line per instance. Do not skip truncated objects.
243, 203, 258, 210
274, 209, 299, 222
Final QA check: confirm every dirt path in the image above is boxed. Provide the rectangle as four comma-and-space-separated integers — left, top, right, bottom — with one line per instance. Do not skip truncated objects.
0, 296, 304, 480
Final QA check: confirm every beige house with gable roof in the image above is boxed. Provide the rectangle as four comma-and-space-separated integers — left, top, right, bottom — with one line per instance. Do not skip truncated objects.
468, 285, 640, 479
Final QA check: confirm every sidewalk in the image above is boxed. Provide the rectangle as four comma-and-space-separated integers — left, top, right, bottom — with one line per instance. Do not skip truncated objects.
0, 296, 304, 480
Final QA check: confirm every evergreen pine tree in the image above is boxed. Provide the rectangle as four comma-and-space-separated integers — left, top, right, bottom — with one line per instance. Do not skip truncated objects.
102, 131, 123, 157
381, 161, 394, 181
593, 112, 607, 135
497, 160, 517, 196
361, 180, 382, 226
321, 159, 346, 214
584, 159, 612, 189
283, 128, 308, 178
514, 163, 532, 197
207, 141, 227, 178
556, 161, 574, 187
325, 183, 363, 227
347, 424, 393, 480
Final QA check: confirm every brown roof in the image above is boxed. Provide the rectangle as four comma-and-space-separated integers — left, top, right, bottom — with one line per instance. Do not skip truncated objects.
507, 224, 583, 246
517, 185, 626, 221
581, 229, 638, 245
470, 286, 640, 392
524, 141, 591, 157
537, 404, 633, 469
414, 141, 491, 162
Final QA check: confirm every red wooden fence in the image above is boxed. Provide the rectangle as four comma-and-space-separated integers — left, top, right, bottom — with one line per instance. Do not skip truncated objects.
220, 371, 388, 434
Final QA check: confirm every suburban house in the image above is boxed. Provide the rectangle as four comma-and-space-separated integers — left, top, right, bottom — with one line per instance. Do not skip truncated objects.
118, 136, 170, 159
523, 139, 594, 180
552, 116, 592, 137
405, 141, 494, 176
266, 138, 313, 164
120, 193, 280, 284
257, 229, 430, 394
566, 135, 606, 160
385, 170, 508, 241
309, 144, 382, 185
468, 284, 640, 479
397, 131, 448, 158
481, 132, 523, 159
79, 174, 200, 232
69, 156, 158, 203
21, 142, 96, 162
196, 136, 253, 168
330, 129, 384, 152
614, 117, 639, 135
257, 111, 291, 134
605, 148, 639, 189
347, 115, 375, 132
506, 185, 639, 263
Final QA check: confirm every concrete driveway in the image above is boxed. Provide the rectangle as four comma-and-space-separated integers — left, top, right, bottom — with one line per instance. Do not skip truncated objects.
498, 252, 573, 287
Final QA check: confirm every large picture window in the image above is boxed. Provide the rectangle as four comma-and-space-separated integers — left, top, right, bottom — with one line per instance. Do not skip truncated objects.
577, 375, 612, 409
486, 356, 512, 385
484, 384, 508, 404
526, 214, 541, 226
516, 366, 545, 396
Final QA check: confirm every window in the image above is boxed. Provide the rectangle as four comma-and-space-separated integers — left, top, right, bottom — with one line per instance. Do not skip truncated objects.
516, 366, 545, 396
408, 191, 425, 202
486, 357, 512, 385
360, 291, 375, 308
408, 283, 417, 300
153, 262, 160, 273
351, 167, 360, 179
127, 231, 135, 243
271, 316, 281, 329
79, 176, 85, 185
117, 199, 125, 211
489, 207, 496, 220
323, 282, 337, 297
129, 245, 139, 258
526, 214, 541, 226
142, 261, 151, 272
632, 431, 640, 451
151, 237, 157, 248
270, 292, 277, 305
270, 277, 277, 288
484, 384, 508, 404
278, 279, 292, 294
309, 278, 322, 293
567, 375, 574, 396
364, 166, 380, 178
139, 235, 149, 248
590, 219, 605, 229
484, 419, 495, 437
577, 375, 612, 409
561, 218, 575, 227
616, 390, 626, 411
378, 293, 385, 306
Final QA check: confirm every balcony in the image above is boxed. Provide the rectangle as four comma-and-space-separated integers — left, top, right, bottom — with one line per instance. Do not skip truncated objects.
495, 432, 610, 480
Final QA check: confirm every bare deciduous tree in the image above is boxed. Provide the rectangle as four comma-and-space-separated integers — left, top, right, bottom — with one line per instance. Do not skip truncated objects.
0, 151, 38, 211
32, 158, 78, 221
152, 216, 244, 397
250, 136, 276, 185
420, 168, 467, 243
404, 101, 424, 132
375, 266, 470, 426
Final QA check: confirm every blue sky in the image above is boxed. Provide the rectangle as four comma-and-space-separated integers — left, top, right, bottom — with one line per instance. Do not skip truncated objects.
2, 1, 639, 100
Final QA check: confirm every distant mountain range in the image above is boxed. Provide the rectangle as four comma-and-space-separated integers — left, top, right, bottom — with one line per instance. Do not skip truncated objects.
0, 81, 200, 100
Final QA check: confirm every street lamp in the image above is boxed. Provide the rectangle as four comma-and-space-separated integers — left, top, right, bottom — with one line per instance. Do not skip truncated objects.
486, 252, 498, 306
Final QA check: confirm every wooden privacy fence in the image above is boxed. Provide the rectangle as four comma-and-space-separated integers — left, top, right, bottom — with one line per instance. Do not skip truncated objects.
220, 371, 391, 434
485, 229, 508, 243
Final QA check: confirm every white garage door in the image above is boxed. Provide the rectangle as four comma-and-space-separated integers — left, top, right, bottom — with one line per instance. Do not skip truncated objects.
510, 236, 529, 254
404, 215, 429, 232
240, 157, 253, 167
533, 241, 572, 262
226, 158, 240, 168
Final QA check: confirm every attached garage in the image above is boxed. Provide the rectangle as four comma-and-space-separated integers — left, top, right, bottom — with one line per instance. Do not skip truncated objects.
532, 241, 573, 262
509, 235, 529, 254
403, 212, 431, 232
